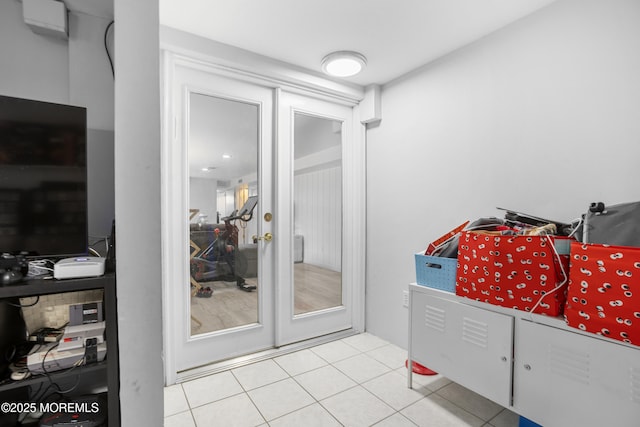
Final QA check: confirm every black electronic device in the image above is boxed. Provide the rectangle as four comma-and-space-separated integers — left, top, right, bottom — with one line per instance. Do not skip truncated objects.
0, 270, 22, 285
105, 219, 115, 273
0, 253, 27, 285
38, 393, 107, 427
0, 253, 27, 271
0, 94, 88, 258
0, 298, 27, 379
84, 337, 98, 365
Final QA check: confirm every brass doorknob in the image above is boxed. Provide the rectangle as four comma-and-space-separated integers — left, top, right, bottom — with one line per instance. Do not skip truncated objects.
257, 232, 273, 242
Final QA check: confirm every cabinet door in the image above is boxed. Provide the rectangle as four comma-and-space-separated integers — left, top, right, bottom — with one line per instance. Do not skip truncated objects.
514, 319, 640, 427
410, 291, 513, 407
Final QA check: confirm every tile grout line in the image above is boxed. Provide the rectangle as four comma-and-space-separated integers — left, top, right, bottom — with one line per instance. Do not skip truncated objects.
430, 386, 499, 425
166, 334, 515, 427
299, 340, 418, 426
266, 338, 395, 426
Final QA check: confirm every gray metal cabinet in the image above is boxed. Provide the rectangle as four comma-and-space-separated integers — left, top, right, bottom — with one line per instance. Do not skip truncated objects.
408, 283, 640, 427
408, 288, 513, 407
514, 319, 640, 427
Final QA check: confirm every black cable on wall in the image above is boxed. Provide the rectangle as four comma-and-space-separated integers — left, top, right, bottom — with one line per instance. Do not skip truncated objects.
104, 20, 115, 79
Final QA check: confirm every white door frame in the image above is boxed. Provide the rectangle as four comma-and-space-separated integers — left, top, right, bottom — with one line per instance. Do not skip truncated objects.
161, 50, 366, 385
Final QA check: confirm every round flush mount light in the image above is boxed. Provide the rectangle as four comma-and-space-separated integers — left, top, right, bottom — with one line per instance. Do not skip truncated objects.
321, 51, 367, 77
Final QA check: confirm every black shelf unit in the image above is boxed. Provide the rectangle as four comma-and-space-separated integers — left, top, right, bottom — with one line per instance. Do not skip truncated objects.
0, 273, 119, 426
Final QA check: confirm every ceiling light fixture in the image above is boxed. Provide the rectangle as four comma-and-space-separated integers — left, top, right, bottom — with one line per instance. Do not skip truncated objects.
321, 51, 367, 77
222, 154, 232, 159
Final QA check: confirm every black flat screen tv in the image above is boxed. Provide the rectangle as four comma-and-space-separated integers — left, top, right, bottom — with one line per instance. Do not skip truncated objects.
0, 95, 88, 258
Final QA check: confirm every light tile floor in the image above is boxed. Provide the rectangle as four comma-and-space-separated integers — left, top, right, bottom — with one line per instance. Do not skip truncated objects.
164, 333, 521, 427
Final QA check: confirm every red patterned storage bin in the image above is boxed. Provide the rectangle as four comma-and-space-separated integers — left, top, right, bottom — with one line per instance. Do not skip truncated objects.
564, 242, 640, 346
456, 231, 570, 316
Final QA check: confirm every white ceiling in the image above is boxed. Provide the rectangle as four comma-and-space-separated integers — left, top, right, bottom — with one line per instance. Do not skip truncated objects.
63, 0, 558, 85
159, 0, 558, 86
156, 0, 557, 182
65, 0, 559, 182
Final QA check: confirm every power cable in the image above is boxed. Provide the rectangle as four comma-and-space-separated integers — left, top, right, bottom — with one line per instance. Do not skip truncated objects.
104, 20, 115, 79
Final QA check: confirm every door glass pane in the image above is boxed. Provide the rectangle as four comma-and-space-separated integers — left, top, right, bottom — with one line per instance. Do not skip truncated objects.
188, 93, 259, 336
293, 113, 342, 315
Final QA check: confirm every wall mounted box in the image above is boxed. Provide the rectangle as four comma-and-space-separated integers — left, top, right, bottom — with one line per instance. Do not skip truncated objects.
22, 0, 68, 39
360, 85, 381, 124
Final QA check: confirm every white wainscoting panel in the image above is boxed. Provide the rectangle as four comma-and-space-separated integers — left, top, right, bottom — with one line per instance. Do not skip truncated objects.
294, 166, 342, 271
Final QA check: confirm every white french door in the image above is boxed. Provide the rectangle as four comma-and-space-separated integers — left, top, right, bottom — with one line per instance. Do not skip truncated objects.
275, 91, 358, 346
164, 57, 275, 377
162, 53, 365, 383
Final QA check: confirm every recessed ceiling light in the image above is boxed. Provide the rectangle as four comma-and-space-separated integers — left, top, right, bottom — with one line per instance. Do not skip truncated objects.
321, 51, 367, 77
222, 154, 232, 159
202, 166, 216, 172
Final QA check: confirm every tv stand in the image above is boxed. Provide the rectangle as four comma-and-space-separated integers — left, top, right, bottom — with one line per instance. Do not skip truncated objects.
0, 274, 119, 426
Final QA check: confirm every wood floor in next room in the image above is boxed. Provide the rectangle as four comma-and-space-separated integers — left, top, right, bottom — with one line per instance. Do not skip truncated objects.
190, 263, 342, 334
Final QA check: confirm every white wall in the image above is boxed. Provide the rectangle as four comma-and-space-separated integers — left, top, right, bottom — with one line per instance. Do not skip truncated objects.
190, 177, 218, 224
366, 0, 640, 349
0, 0, 69, 102
68, 12, 115, 132
114, 0, 163, 425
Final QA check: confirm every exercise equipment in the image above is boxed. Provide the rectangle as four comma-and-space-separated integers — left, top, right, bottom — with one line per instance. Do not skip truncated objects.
191, 196, 259, 292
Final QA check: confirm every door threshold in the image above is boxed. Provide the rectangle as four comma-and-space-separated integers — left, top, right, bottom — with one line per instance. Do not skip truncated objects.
174, 329, 358, 384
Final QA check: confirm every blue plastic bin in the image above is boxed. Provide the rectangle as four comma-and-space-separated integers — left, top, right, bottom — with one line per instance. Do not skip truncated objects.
414, 253, 457, 293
